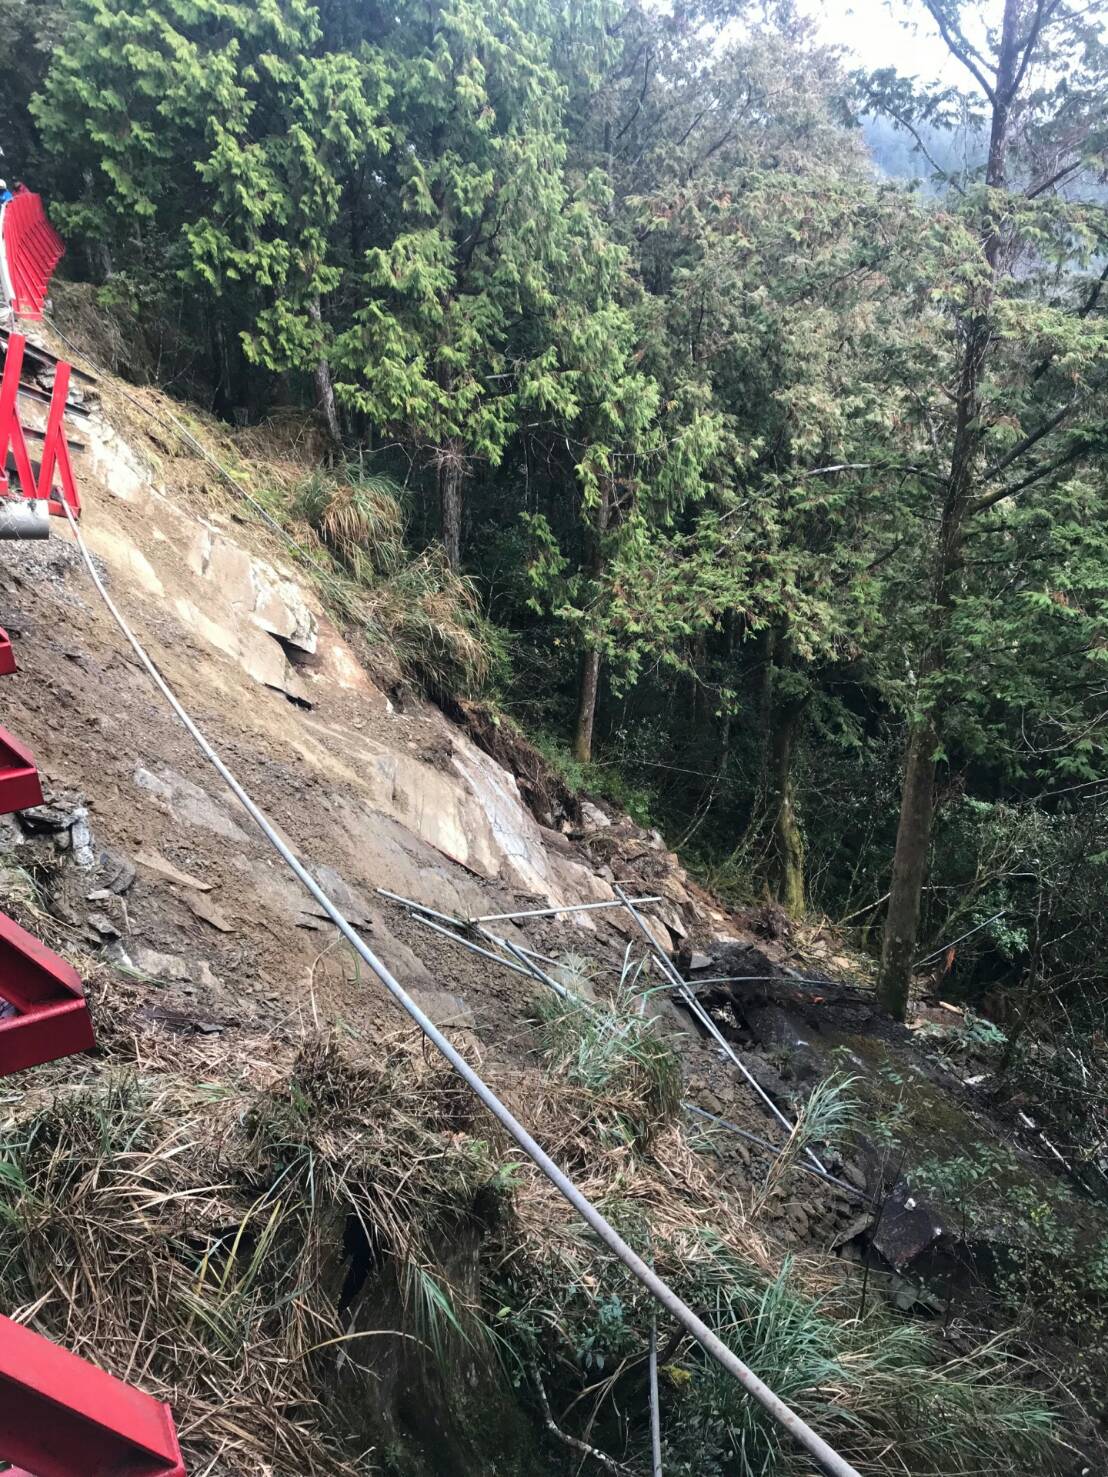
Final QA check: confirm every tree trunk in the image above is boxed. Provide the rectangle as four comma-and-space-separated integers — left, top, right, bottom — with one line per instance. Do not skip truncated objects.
769, 696, 805, 915
878, 0, 1026, 1019
877, 715, 938, 1018
439, 440, 464, 569
574, 647, 601, 764
308, 297, 341, 449
572, 479, 613, 764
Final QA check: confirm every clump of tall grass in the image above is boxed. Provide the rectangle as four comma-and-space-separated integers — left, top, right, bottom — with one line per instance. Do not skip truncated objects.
752, 1071, 860, 1214
489, 1217, 1062, 1477
0, 1035, 505, 1476
674, 1240, 1061, 1477
292, 467, 406, 579
533, 981, 682, 1147
363, 547, 506, 696
289, 465, 505, 696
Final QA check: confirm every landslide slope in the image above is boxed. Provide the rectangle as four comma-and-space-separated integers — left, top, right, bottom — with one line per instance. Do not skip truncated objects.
0, 329, 1081, 1477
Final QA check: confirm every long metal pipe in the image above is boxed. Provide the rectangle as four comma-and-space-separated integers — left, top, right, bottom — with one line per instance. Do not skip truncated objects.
649, 1318, 663, 1477
384, 900, 868, 1203
469, 895, 662, 924
409, 912, 535, 979
63, 499, 862, 1477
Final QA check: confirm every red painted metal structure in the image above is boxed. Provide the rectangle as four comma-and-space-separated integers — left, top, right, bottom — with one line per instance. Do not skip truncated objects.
0, 198, 151, 1476
0, 189, 65, 322
0, 910, 95, 1074
0, 332, 81, 515
0, 726, 43, 813
0, 1314, 185, 1477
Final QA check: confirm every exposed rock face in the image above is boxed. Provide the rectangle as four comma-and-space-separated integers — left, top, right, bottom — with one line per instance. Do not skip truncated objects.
0, 392, 724, 1067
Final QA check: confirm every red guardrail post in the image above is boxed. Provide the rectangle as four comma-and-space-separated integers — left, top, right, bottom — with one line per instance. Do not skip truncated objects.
0, 909, 95, 1074
0, 332, 36, 499
1, 191, 65, 322
0, 1314, 186, 1476
37, 357, 80, 516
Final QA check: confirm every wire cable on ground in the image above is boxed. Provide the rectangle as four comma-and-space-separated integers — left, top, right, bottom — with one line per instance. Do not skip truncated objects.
615, 886, 828, 1177
58, 497, 863, 1477
383, 887, 869, 1204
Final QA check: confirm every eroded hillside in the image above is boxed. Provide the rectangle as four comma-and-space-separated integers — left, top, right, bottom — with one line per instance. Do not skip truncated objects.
0, 325, 1099, 1477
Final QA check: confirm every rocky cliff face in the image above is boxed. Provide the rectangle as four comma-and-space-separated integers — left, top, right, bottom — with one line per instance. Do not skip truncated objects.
2, 370, 706, 1028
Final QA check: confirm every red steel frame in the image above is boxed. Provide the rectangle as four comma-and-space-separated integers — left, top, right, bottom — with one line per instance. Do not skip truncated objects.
0, 725, 43, 814
0, 910, 95, 1075
0, 190, 65, 323
0, 198, 179, 1477
0, 1314, 185, 1477
0, 333, 80, 515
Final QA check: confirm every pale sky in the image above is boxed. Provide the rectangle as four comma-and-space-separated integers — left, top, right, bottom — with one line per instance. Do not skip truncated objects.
796, 0, 1003, 85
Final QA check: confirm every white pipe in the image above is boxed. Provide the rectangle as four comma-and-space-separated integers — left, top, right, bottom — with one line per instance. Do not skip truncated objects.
469, 896, 662, 924
649, 1318, 663, 1477
0, 498, 50, 539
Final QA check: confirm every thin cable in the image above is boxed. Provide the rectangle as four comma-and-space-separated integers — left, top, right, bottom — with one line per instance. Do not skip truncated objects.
649, 1317, 663, 1477
682, 1105, 869, 1202
396, 899, 868, 1203
615, 886, 827, 1176
915, 911, 1005, 967
59, 497, 862, 1477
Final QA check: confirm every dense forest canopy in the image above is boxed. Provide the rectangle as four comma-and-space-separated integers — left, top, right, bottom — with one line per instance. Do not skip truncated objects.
4, 0, 1108, 1037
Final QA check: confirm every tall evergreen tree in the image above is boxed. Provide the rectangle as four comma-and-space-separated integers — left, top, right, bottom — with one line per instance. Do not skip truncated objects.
865, 0, 1108, 1017
32, 0, 389, 419
331, 0, 584, 566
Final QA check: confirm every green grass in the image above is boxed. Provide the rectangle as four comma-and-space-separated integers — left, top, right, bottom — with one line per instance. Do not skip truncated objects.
287, 464, 508, 696
534, 980, 683, 1147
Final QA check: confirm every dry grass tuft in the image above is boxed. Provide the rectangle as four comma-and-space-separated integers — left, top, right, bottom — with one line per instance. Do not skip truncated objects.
0, 1024, 503, 1476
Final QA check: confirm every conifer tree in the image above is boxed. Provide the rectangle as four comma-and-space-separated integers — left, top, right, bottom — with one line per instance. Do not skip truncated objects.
865, 0, 1108, 1017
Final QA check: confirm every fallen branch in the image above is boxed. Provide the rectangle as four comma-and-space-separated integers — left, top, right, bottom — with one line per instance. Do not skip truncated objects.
531, 1365, 636, 1476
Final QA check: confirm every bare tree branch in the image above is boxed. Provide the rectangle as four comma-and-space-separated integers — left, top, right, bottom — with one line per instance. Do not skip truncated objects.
922, 0, 997, 103
531, 1366, 636, 1476
1025, 155, 1086, 200
1011, 0, 1066, 98
972, 443, 1084, 514
883, 100, 966, 194
981, 397, 1078, 482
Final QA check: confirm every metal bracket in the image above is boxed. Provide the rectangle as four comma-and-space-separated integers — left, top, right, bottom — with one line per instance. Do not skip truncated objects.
0, 725, 42, 814
0, 1315, 185, 1476
0, 910, 95, 1075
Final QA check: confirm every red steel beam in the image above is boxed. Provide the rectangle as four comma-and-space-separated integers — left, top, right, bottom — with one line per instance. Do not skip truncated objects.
35, 357, 80, 516
0, 191, 65, 323
0, 725, 43, 814
0, 628, 16, 675
0, 910, 95, 1075
0, 1315, 185, 1477
0, 333, 81, 514
0, 332, 37, 501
